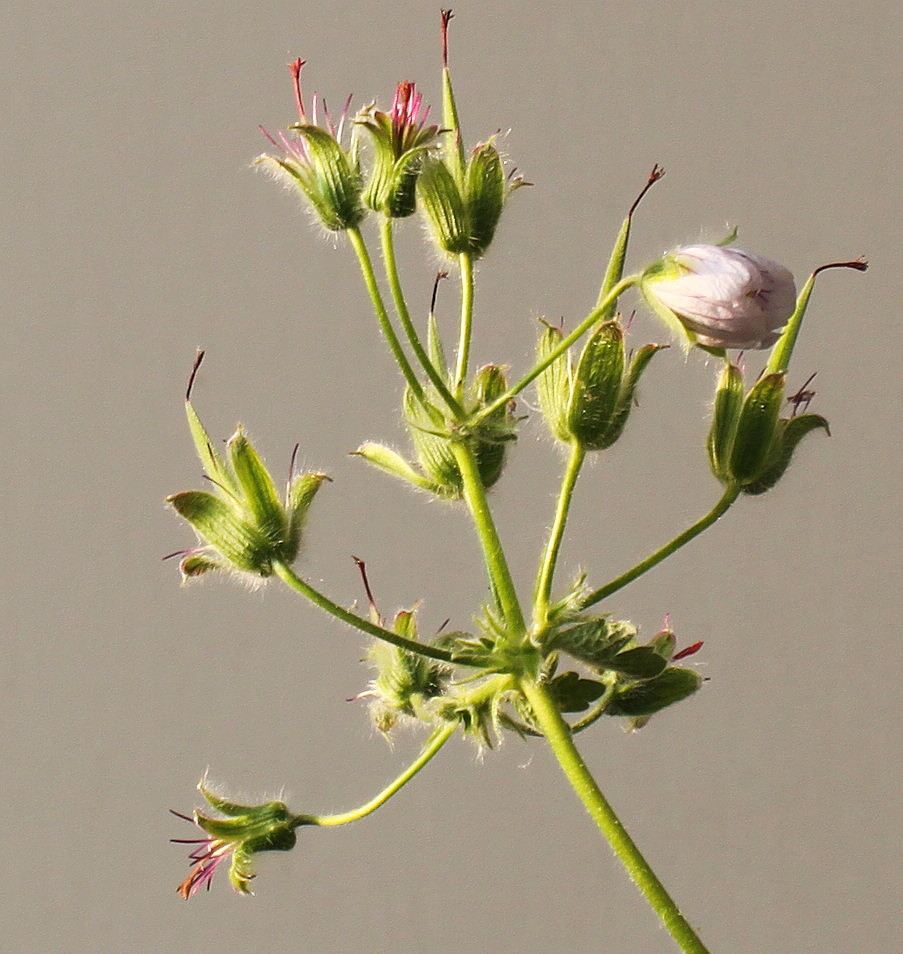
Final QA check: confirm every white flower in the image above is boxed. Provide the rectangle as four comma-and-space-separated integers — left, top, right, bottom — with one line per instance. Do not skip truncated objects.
642, 245, 797, 350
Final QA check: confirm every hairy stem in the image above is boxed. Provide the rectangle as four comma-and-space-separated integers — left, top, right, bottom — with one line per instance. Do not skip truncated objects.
272, 560, 463, 665
520, 677, 710, 953
294, 723, 457, 828
533, 441, 587, 620
451, 441, 526, 638
454, 252, 475, 395
379, 218, 465, 418
581, 484, 741, 610
347, 225, 425, 402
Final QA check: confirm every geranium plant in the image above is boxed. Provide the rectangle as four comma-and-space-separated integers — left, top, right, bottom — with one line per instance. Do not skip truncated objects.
167, 12, 865, 951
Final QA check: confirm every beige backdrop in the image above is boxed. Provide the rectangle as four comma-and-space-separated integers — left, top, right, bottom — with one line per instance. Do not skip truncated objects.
3, 1, 900, 951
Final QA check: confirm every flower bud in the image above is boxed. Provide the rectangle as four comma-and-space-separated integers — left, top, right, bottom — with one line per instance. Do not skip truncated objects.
641, 244, 797, 350
256, 59, 365, 231
357, 82, 441, 218
172, 781, 297, 898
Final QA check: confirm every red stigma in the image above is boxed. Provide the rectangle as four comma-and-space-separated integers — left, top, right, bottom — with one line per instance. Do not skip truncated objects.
288, 58, 307, 122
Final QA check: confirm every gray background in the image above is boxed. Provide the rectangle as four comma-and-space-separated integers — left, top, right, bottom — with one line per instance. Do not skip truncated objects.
3, 0, 900, 951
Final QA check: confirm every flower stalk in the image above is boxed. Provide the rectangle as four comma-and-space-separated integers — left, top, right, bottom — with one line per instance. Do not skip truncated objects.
294, 723, 457, 828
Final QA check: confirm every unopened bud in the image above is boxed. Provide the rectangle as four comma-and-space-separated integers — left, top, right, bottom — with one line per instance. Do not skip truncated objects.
641, 244, 796, 350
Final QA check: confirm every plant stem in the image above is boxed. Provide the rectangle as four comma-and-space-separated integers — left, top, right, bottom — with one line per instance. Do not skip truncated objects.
581, 484, 741, 610
519, 677, 710, 953
347, 225, 425, 403
379, 218, 466, 419
454, 252, 475, 395
271, 560, 463, 665
473, 275, 639, 423
294, 723, 456, 828
451, 441, 526, 637
533, 441, 586, 619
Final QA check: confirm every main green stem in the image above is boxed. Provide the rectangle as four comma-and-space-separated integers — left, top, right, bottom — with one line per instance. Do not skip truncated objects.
581, 484, 741, 610
520, 677, 710, 953
295, 723, 456, 828
452, 442, 526, 636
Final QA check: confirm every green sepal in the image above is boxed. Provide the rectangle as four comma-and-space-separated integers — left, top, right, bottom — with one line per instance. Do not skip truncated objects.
606, 342, 664, 443
227, 428, 286, 542
417, 156, 470, 256
647, 627, 677, 659
464, 141, 506, 258
185, 400, 235, 495
167, 491, 273, 574
545, 671, 607, 713
364, 146, 433, 218
470, 364, 516, 489
227, 829, 297, 896
198, 781, 276, 818
177, 551, 233, 580
353, 442, 446, 496
606, 667, 703, 717
568, 321, 625, 449
238, 826, 297, 856
607, 646, 668, 679
427, 312, 448, 375
535, 322, 573, 444
403, 389, 462, 497
264, 124, 365, 231
707, 362, 745, 483
284, 472, 330, 560
730, 372, 785, 484
742, 413, 830, 496
547, 616, 638, 669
